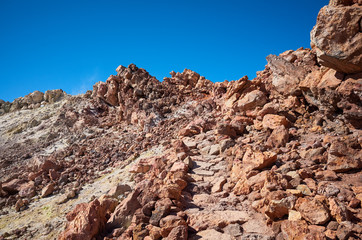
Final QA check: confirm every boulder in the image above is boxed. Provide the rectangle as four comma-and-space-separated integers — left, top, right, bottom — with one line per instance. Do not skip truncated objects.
280, 220, 309, 239
44, 89, 65, 103
18, 181, 36, 198
107, 190, 142, 232
2, 178, 26, 194
59, 196, 118, 240
242, 147, 277, 171
310, 4, 362, 73
159, 215, 187, 238
41, 183, 55, 197
262, 114, 289, 130
266, 54, 308, 95
265, 125, 289, 148
234, 90, 267, 111
295, 197, 330, 225
166, 225, 188, 240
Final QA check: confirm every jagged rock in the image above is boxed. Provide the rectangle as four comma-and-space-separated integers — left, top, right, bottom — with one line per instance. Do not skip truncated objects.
59, 196, 118, 240
262, 114, 289, 130
234, 90, 267, 112
159, 215, 187, 238
280, 220, 309, 239
18, 181, 36, 198
295, 197, 330, 225
44, 89, 65, 103
265, 195, 296, 220
14, 199, 25, 212
24, 91, 44, 105
327, 136, 362, 172
310, 3, 362, 73
2, 179, 26, 194
266, 54, 308, 96
329, 198, 352, 223
166, 225, 188, 240
107, 189, 142, 232
41, 183, 55, 197
150, 198, 172, 226
108, 184, 132, 198
1, 2, 362, 239
300, 68, 344, 114
242, 147, 277, 171
265, 125, 289, 148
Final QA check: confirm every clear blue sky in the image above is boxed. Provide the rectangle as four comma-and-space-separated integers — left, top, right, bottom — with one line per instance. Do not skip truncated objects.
0, 0, 327, 102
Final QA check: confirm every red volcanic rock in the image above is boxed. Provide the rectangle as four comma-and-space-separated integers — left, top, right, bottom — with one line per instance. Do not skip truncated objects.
18, 181, 36, 198
107, 189, 142, 232
295, 197, 330, 225
49, 169, 60, 181
310, 3, 362, 73
59, 196, 118, 240
242, 147, 277, 171
262, 114, 289, 130
129, 158, 153, 173
266, 125, 289, 148
165, 225, 188, 240
225, 76, 249, 100
32, 157, 60, 173
2, 178, 26, 194
170, 162, 188, 173
105, 75, 120, 106
327, 136, 362, 172
41, 183, 55, 197
266, 54, 308, 96
234, 90, 267, 112
280, 220, 310, 240
159, 215, 187, 238
265, 196, 296, 220
1, 2, 362, 239
300, 68, 345, 114
44, 89, 65, 103
0, 182, 7, 197
329, 198, 352, 223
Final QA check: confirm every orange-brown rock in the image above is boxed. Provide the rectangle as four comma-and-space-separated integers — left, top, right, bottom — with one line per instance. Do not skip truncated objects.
295, 197, 330, 225
234, 90, 267, 112
310, 3, 362, 73
59, 196, 118, 240
242, 147, 277, 171
262, 114, 289, 130
265, 125, 289, 148
106, 190, 142, 232
280, 220, 310, 239
41, 183, 55, 197
159, 215, 187, 238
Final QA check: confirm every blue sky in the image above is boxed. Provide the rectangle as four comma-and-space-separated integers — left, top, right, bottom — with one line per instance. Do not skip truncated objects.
0, 0, 328, 102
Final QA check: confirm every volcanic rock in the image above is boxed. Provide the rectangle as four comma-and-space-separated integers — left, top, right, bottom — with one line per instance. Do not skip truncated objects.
311, 3, 362, 73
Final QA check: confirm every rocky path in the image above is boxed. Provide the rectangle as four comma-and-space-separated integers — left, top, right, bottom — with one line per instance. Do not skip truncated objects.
182, 131, 273, 239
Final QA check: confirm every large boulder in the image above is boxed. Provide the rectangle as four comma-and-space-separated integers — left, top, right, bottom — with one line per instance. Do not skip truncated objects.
59, 196, 118, 240
310, 3, 362, 73
266, 54, 308, 96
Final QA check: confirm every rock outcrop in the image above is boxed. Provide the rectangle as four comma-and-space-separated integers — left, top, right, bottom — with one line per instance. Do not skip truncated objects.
0, 89, 67, 115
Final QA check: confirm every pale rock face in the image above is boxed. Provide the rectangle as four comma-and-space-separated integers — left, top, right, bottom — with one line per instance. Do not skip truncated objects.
310, 4, 362, 73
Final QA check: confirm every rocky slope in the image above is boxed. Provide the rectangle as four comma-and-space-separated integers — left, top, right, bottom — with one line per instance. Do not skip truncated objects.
0, 1, 361, 240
